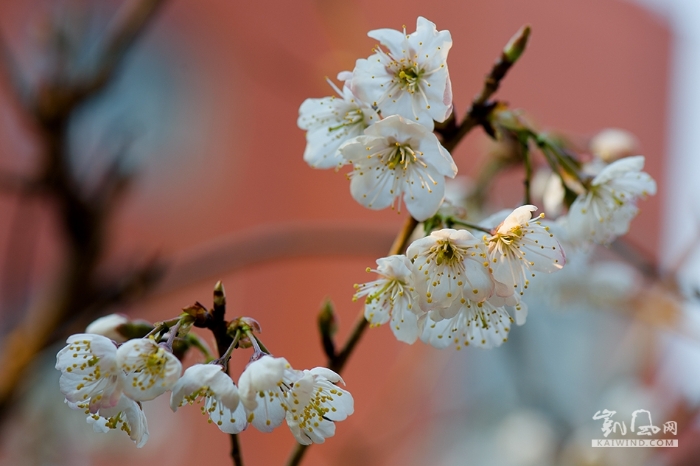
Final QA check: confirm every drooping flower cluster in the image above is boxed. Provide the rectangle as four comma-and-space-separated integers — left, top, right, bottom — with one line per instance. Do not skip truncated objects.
56, 322, 353, 447
171, 355, 353, 445
298, 17, 456, 221
355, 206, 565, 349
55, 333, 182, 447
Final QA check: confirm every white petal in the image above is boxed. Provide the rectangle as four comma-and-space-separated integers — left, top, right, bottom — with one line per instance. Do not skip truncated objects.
403, 168, 445, 221
238, 356, 292, 412
248, 390, 287, 432
390, 305, 420, 343
117, 339, 182, 402
86, 396, 149, 448
212, 399, 248, 434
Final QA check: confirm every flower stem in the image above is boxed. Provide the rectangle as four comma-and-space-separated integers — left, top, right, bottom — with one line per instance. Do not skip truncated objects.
447, 219, 493, 234
164, 321, 181, 349
522, 141, 532, 205
252, 334, 271, 355
285, 215, 418, 466
212, 330, 241, 367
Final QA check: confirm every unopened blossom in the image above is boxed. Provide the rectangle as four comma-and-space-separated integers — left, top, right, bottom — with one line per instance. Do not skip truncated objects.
56, 334, 122, 412
568, 156, 656, 245
238, 355, 300, 432
86, 395, 149, 448
485, 205, 565, 296
353, 255, 420, 343
590, 128, 639, 163
85, 314, 129, 342
116, 338, 182, 402
407, 228, 494, 312
351, 16, 453, 129
298, 75, 379, 169
171, 364, 246, 434
418, 298, 514, 350
286, 368, 354, 445
340, 114, 457, 221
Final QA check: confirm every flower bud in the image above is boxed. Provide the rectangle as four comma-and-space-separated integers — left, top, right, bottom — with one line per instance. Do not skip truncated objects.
85, 314, 129, 342
503, 25, 531, 63
590, 128, 639, 163
318, 300, 337, 359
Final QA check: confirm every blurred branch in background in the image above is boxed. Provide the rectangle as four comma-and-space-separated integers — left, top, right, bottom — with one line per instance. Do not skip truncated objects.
0, 0, 168, 421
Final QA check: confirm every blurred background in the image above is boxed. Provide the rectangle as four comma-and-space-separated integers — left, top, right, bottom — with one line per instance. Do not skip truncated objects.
0, 0, 697, 465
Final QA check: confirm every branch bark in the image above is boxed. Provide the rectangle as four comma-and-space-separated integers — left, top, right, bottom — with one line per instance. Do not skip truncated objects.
0, 0, 169, 421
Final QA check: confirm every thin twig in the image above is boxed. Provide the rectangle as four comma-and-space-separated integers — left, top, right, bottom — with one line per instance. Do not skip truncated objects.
286, 216, 418, 466
198, 282, 243, 466
440, 25, 531, 152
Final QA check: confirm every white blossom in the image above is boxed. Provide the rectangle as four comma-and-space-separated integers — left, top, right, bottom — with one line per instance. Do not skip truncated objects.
116, 338, 182, 402
170, 364, 246, 434
86, 395, 149, 448
484, 205, 565, 296
238, 355, 300, 433
55, 334, 122, 413
353, 255, 420, 343
351, 17, 453, 129
418, 297, 514, 350
298, 75, 379, 169
568, 156, 656, 245
407, 228, 494, 312
286, 368, 354, 445
340, 114, 457, 221
85, 314, 129, 343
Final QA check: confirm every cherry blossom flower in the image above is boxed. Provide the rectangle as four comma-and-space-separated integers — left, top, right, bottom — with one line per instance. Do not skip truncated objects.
298, 75, 379, 169
418, 297, 514, 350
86, 395, 149, 448
116, 338, 182, 402
56, 334, 122, 413
238, 355, 300, 433
351, 17, 453, 129
484, 205, 565, 296
285, 368, 354, 445
353, 255, 420, 343
171, 363, 246, 434
340, 114, 457, 220
406, 228, 493, 311
568, 156, 656, 245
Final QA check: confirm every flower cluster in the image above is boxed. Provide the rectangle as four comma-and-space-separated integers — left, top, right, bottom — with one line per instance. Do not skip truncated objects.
301, 18, 657, 351
355, 206, 565, 349
56, 320, 353, 447
298, 17, 457, 221
173, 356, 353, 445
55, 334, 181, 447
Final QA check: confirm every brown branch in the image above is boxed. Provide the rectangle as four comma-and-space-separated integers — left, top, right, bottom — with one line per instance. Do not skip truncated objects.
440, 25, 531, 152
0, 0, 169, 421
286, 215, 418, 466
192, 282, 243, 466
